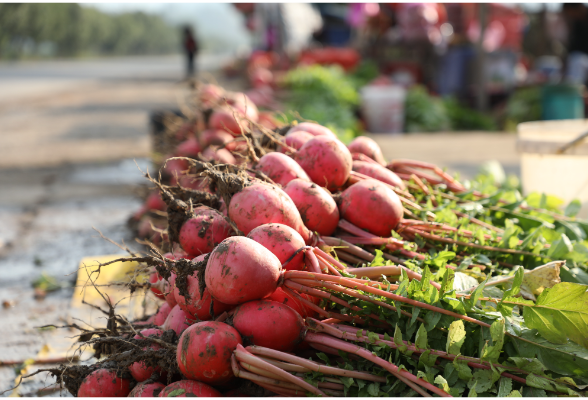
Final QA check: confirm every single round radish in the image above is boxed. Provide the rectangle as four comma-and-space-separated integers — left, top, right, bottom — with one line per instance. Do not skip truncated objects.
162, 305, 193, 336
258, 111, 280, 130
295, 136, 353, 191
209, 107, 249, 136
348, 136, 386, 165
352, 160, 405, 189
284, 179, 339, 236
201, 129, 235, 150
129, 328, 164, 382
151, 302, 172, 326
201, 146, 237, 165
176, 138, 202, 158
178, 207, 232, 257
174, 255, 234, 320
199, 84, 225, 109
250, 67, 273, 88
247, 223, 305, 271
130, 382, 165, 397
205, 236, 281, 305
288, 122, 337, 138
158, 380, 222, 397
279, 130, 314, 152
177, 175, 213, 193
339, 178, 403, 237
77, 369, 130, 397
176, 321, 242, 385
267, 287, 320, 318
232, 300, 305, 351
162, 157, 189, 179
255, 152, 310, 187
226, 92, 259, 123
228, 182, 311, 243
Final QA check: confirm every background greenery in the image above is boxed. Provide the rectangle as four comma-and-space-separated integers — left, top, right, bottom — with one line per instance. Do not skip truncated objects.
0, 3, 179, 59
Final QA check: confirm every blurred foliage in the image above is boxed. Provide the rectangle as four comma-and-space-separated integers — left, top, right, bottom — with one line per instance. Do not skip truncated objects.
504, 86, 542, 132
0, 4, 179, 59
349, 60, 380, 89
282, 64, 360, 143
405, 85, 497, 132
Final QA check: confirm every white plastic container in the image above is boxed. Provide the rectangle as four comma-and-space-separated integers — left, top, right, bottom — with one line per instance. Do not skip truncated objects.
360, 85, 406, 133
517, 119, 588, 217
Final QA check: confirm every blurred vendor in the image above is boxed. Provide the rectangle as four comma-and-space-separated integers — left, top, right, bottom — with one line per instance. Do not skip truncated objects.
563, 3, 588, 85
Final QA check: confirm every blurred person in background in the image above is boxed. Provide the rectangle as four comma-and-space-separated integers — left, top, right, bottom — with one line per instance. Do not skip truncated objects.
562, 3, 588, 85
183, 26, 199, 78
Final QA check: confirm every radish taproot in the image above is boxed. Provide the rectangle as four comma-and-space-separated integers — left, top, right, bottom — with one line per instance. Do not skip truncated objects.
77, 369, 130, 397
255, 152, 310, 187
347, 136, 386, 165
128, 328, 164, 382
162, 305, 193, 335
295, 136, 352, 191
247, 223, 305, 271
129, 382, 165, 397
176, 321, 242, 385
283, 178, 339, 236
178, 207, 232, 257
228, 182, 312, 243
339, 178, 403, 237
232, 300, 305, 351
174, 254, 234, 320
352, 160, 405, 189
205, 236, 282, 305
158, 380, 222, 397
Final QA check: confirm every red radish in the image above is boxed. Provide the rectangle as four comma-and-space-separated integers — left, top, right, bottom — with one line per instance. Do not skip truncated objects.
219, 198, 228, 217
201, 129, 234, 149
77, 369, 130, 397
267, 287, 320, 318
279, 130, 314, 152
250, 67, 273, 88
176, 321, 242, 385
201, 146, 237, 165
209, 106, 249, 136
352, 160, 405, 189
176, 138, 202, 158
295, 136, 353, 191
175, 121, 196, 142
226, 92, 259, 122
158, 380, 222, 397
133, 191, 167, 220
174, 255, 234, 320
232, 300, 305, 351
258, 111, 280, 130
288, 122, 337, 138
228, 182, 312, 243
255, 152, 310, 187
151, 302, 172, 326
129, 382, 165, 397
149, 272, 165, 299
178, 207, 232, 257
348, 136, 386, 165
247, 223, 305, 271
129, 328, 163, 382
162, 305, 193, 335
284, 178, 339, 236
162, 157, 189, 179
199, 83, 225, 109
205, 236, 281, 305
339, 178, 403, 237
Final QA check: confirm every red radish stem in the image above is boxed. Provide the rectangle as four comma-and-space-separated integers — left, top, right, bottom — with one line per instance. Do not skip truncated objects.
304, 249, 322, 273
389, 159, 465, 191
319, 322, 529, 385
247, 346, 387, 382
351, 152, 381, 165
320, 237, 375, 262
312, 247, 346, 271
349, 171, 416, 202
314, 253, 342, 276
284, 271, 492, 329
334, 250, 364, 265
305, 332, 449, 397
234, 344, 327, 396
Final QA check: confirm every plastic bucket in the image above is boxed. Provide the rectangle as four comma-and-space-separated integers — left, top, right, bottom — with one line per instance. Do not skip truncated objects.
360, 85, 406, 133
517, 119, 588, 217
541, 84, 584, 120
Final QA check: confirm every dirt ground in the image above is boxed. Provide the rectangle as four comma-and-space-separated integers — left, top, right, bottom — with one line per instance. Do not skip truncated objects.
0, 55, 520, 396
